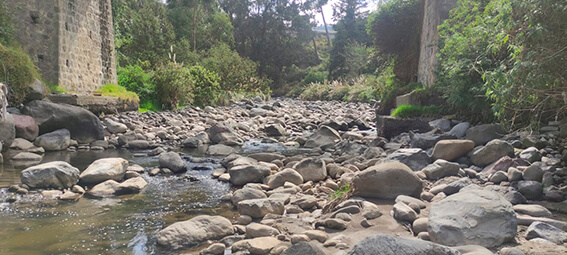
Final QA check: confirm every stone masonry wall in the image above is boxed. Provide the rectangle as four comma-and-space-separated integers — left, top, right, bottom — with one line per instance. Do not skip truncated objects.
5, 0, 117, 94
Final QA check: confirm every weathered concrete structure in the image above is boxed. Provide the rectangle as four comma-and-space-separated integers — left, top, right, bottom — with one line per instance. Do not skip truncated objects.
5, 0, 117, 94
417, 0, 457, 87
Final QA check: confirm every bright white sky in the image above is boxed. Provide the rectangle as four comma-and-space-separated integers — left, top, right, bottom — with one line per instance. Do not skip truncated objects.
316, 0, 379, 25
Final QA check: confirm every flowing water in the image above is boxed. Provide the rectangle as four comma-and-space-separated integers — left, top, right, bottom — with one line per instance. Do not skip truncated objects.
0, 149, 237, 254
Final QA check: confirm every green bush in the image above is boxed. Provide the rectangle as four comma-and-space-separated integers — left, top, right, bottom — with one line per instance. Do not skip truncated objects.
302, 67, 327, 85
152, 62, 193, 110
0, 44, 40, 106
95, 84, 140, 103
188, 65, 221, 107
391, 104, 441, 118
117, 64, 156, 104
0, 1, 13, 45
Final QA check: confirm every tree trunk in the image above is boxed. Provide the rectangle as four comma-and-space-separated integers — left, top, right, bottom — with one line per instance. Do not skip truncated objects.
320, 6, 331, 47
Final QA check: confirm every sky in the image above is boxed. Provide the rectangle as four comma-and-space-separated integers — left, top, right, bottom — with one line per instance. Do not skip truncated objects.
315, 0, 380, 26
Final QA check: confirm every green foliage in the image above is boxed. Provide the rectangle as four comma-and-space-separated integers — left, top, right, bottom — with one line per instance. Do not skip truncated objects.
0, 44, 40, 105
187, 65, 221, 107
46, 83, 67, 94
391, 105, 442, 118
152, 62, 193, 110
0, 1, 13, 45
117, 64, 156, 104
367, 0, 422, 84
329, 183, 351, 200
302, 67, 328, 85
437, 0, 566, 127
95, 84, 140, 103
299, 76, 380, 103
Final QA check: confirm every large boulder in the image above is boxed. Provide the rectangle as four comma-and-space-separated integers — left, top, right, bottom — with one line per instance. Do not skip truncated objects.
12, 114, 39, 141
156, 215, 234, 249
376, 116, 432, 139
428, 189, 517, 248
352, 162, 423, 199
304, 125, 341, 148
0, 113, 15, 151
22, 100, 104, 143
470, 139, 514, 167
229, 165, 271, 186
34, 129, 71, 151
206, 123, 242, 145
465, 124, 505, 146
79, 158, 129, 184
431, 140, 475, 161
20, 161, 80, 189
383, 148, 430, 171
158, 152, 187, 173
347, 234, 459, 255
237, 198, 285, 218
293, 158, 327, 182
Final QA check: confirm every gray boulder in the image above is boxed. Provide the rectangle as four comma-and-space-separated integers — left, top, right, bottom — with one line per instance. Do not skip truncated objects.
526, 221, 567, 244
229, 165, 271, 186
347, 234, 459, 255
20, 161, 80, 189
428, 189, 517, 248
523, 163, 544, 182
158, 152, 186, 173
266, 168, 304, 189
352, 162, 423, 199
431, 140, 475, 161
304, 125, 341, 148
384, 148, 430, 172
294, 158, 327, 182
422, 159, 460, 180
470, 140, 514, 167
264, 124, 286, 136
465, 124, 506, 146
449, 122, 470, 138
232, 188, 267, 206
103, 119, 128, 134
282, 241, 326, 255
0, 113, 15, 151
376, 116, 432, 139
26, 79, 47, 101
206, 123, 242, 145
34, 129, 71, 151
88, 180, 120, 197
116, 176, 148, 194
182, 132, 210, 148
156, 215, 234, 249
237, 198, 285, 218
519, 147, 542, 163
517, 180, 543, 200
23, 100, 104, 143
79, 158, 129, 184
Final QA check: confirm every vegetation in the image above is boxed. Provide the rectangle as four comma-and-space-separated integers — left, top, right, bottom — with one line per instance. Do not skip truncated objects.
391, 104, 442, 118
95, 84, 140, 103
188, 65, 221, 107
152, 62, 193, 110
329, 183, 351, 200
0, 44, 40, 106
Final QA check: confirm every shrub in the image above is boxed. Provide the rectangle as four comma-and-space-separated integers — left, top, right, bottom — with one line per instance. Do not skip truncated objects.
302, 67, 327, 85
95, 84, 139, 103
188, 65, 221, 107
152, 62, 193, 110
0, 44, 40, 106
117, 64, 155, 104
391, 104, 441, 118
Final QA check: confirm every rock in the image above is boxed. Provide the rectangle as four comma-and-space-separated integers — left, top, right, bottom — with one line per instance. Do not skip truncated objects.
232, 188, 267, 206
116, 176, 147, 194
431, 140, 475, 161
229, 165, 271, 186
232, 236, 281, 255
526, 221, 567, 244
23, 100, 104, 143
267, 168, 303, 189
395, 195, 426, 209
352, 162, 423, 199
250, 107, 267, 117
410, 133, 455, 150
384, 148, 430, 171
470, 140, 514, 167
304, 125, 341, 148
413, 218, 429, 233
200, 243, 226, 255
156, 215, 234, 249
282, 241, 326, 255
429, 119, 452, 132
302, 230, 328, 243
518, 180, 543, 200
507, 167, 523, 182
104, 119, 128, 134
79, 158, 129, 184
88, 180, 120, 197
11, 152, 42, 161
237, 215, 253, 225
454, 245, 494, 255
237, 198, 285, 218
12, 114, 38, 141
293, 158, 327, 182
428, 189, 517, 248
489, 171, 508, 184
443, 177, 472, 195
449, 122, 470, 138
321, 218, 348, 230
376, 116, 432, 139
264, 124, 286, 136
499, 248, 524, 255
207, 123, 241, 145
249, 152, 286, 162
513, 204, 552, 217
207, 144, 235, 156
347, 234, 459, 255
480, 156, 528, 178
183, 132, 210, 148
127, 140, 151, 149
422, 159, 460, 179
20, 161, 80, 189
465, 124, 505, 146
34, 128, 70, 151
0, 113, 15, 151
519, 147, 542, 163
523, 163, 544, 182
158, 152, 186, 173
393, 202, 418, 222
26, 79, 47, 101
246, 223, 280, 238
504, 190, 527, 205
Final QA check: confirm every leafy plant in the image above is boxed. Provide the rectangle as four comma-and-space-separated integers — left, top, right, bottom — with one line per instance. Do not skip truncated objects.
188, 65, 221, 107
152, 62, 193, 110
329, 183, 351, 200
391, 104, 441, 118
0, 44, 40, 106
117, 64, 156, 103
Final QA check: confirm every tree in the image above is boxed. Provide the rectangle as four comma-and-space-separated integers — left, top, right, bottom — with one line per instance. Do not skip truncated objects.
316, 0, 332, 47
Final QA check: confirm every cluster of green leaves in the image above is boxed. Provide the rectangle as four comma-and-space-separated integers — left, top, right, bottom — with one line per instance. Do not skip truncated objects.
391, 104, 442, 118
437, 0, 567, 127
329, 183, 351, 200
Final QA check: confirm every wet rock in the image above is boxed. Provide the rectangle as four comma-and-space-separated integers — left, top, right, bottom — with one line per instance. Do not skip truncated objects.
465, 124, 505, 146
13, 114, 38, 141
156, 215, 234, 249
293, 158, 327, 182
266, 168, 303, 189
347, 234, 459, 255
207, 123, 242, 145
352, 162, 423, 199
23, 100, 104, 143
183, 132, 210, 148
34, 128, 71, 151
422, 159, 460, 180
79, 158, 129, 184
384, 148, 430, 172
116, 176, 147, 194
526, 221, 567, 244
470, 139, 514, 167
428, 189, 517, 248
126, 140, 151, 149
88, 180, 120, 197
304, 125, 341, 148
431, 140, 475, 161
207, 144, 235, 156
237, 198, 285, 218
158, 152, 187, 173
229, 165, 271, 186
20, 161, 80, 189
11, 152, 42, 161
